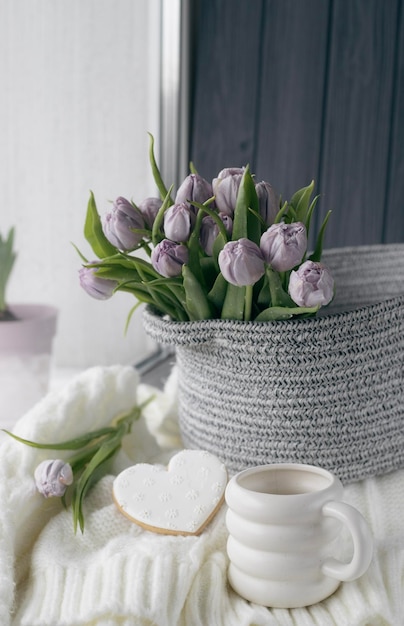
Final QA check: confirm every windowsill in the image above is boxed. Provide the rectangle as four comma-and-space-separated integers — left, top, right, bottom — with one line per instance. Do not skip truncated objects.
49, 352, 175, 393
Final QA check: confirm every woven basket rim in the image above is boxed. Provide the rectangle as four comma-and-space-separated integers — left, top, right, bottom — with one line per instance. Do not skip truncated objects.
143, 295, 404, 342
142, 243, 404, 345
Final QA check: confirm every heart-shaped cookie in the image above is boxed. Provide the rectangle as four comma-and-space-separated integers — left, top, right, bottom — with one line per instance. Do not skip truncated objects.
113, 450, 228, 535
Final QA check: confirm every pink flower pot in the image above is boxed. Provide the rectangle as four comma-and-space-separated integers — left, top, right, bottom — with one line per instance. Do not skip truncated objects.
0, 304, 58, 427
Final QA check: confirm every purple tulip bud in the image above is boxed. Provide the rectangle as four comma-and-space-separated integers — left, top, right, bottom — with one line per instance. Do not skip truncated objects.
288, 260, 334, 307
212, 168, 245, 216
216, 167, 245, 178
79, 265, 118, 300
102, 197, 145, 251
164, 202, 195, 242
138, 197, 163, 229
200, 213, 233, 256
260, 222, 307, 271
151, 239, 189, 278
34, 459, 74, 498
175, 174, 214, 213
218, 238, 265, 287
255, 181, 279, 226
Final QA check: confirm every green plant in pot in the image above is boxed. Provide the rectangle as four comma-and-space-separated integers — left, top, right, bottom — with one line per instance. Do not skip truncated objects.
0, 227, 17, 321
0, 226, 58, 426
77, 135, 404, 484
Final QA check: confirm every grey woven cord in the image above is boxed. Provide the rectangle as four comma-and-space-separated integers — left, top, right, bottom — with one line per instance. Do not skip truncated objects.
143, 244, 404, 483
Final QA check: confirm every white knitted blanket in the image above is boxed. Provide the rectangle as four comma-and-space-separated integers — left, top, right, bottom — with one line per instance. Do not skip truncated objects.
0, 365, 403, 626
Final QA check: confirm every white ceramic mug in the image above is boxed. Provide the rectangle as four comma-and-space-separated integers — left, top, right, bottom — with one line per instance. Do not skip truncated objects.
225, 463, 373, 608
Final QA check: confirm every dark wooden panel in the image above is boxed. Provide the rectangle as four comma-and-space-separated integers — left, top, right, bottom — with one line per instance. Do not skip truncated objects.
318, 0, 401, 247
382, 2, 404, 243
189, 0, 404, 247
190, 0, 265, 179
254, 0, 331, 201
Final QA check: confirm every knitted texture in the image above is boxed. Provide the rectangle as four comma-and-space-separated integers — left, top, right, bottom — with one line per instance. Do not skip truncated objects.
1, 365, 403, 625
143, 244, 404, 482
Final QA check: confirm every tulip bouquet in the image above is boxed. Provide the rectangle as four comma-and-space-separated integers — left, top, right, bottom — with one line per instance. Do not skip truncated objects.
78, 134, 334, 323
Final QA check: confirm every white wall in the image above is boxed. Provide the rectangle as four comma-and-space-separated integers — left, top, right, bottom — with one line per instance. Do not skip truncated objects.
0, 0, 161, 368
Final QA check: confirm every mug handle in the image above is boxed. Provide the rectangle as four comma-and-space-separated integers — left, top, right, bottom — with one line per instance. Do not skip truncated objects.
321, 501, 373, 582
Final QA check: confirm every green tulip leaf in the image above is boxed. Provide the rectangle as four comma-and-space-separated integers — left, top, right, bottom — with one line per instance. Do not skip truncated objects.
67, 440, 107, 474
254, 304, 319, 321
93, 265, 140, 282
117, 283, 180, 319
257, 274, 271, 307
84, 192, 117, 259
124, 301, 143, 334
309, 210, 332, 262
190, 202, 229, 243
182, 265, 213, 320
186, 208, 206, 287
207, 272, 227, 314
289, 180, 315, 223
148, 133, 174, 203
266, 267, 295, 308
73, 427, 125, 532
2, 426, 117, 450
274, 200, 291, 224
232, 166, 261, 245
71, 243, 89, 264
212, 232, 226, 264
0, 226, 17, 310
199, 256, 219, 290
221, 283, 246, 320
152, 186, 174, 246
304, 194, 320, 236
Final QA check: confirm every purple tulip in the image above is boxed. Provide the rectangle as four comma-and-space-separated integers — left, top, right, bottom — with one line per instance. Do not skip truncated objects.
79, 265, 118, 300
212, 168, 244, 216
34, 459, 73, 498
138, 197, 163, 229
175, 174, 214, 214
102, 197, 145, 251
216, 167, 245, 178
151, 239, 189, 278
255, 181, 279, 226
260, 222, 307, 271
200, 213, 233, 256
218, 238, 265, 287
288, 260, 334, 307
164, 202, 195, 242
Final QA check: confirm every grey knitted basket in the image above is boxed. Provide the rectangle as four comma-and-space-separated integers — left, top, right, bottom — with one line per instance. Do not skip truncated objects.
143, 243, 404, 483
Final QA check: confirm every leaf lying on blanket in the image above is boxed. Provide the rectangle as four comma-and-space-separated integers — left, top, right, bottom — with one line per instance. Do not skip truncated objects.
2, 396, 154, 533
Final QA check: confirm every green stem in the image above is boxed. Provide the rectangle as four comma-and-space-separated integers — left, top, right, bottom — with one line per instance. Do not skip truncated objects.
139, 240, 152, 257
244, 284, 253, 321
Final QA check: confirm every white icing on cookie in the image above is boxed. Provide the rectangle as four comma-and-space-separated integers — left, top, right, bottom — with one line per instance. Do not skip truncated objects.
113, 450, 228, 535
